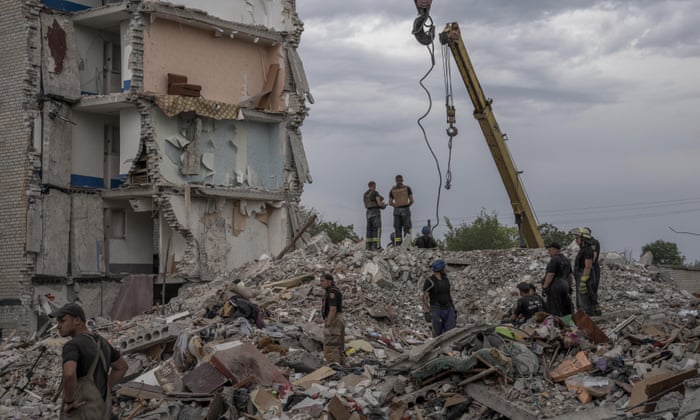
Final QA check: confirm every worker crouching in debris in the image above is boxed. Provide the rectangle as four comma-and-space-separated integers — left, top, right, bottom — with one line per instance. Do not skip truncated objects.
320, 273, 345, 366
542, 242, 574, 317
53, 303, 128, 420
422, 259, 456, 337
506, 283, 545, 325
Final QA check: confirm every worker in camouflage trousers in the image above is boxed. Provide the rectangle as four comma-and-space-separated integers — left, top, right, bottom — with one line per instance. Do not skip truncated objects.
320, 273, 345, 365
363, 181, 387, 250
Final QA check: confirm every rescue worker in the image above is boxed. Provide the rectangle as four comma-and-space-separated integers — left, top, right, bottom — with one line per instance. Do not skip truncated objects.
319, 273, 345, 365
422, 259, 456, 337
542, 242, 574, 317
388, 174, 414, 246
363, 181, 387, 250
54, 303, 128, 420
573, 228, 596, 315
414, 225, 437, 249
509, 282, 545, 325
584, 227, 602, 315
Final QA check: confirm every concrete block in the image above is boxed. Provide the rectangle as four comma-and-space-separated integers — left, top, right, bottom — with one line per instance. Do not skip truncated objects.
114, 324, 181, 354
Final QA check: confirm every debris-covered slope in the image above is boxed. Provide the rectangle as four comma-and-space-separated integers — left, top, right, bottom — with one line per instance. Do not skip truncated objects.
1, 234, 697, 419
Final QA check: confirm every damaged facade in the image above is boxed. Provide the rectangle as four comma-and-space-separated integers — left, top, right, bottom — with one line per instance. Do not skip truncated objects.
0, 0, 313, 336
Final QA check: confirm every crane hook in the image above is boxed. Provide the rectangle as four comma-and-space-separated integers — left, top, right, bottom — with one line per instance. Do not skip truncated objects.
412, 0, 434, 46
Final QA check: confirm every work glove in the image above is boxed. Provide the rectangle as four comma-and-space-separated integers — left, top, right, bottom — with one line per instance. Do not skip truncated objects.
579, 275, 589, 295
423, 312, 432, 323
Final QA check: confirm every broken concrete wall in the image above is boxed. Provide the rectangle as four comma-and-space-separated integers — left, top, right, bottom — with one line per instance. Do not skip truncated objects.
35, 190, 71, 277
74, 279, 122, 318
42, 106, 73, 187
105, 203, 154, 274
40, 13, 80, 101
670, 267, 700, 294
148, 0, 288, 30
142, 18, 284, 109
70, 111, 119, 188
153, 108, 284, 189
0, 0, 43, 336
166, 195, 286, 278
71, 194, 105, 276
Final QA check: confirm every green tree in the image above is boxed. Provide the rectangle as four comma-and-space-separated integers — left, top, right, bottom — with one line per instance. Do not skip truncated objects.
443, 210, 518, 251
301, 206, 360, 244
538, 222, 571, 246
641, 240, 685, 266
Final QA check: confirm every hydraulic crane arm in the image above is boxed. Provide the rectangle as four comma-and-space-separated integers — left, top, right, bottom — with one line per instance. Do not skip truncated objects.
439, 22, 544, 248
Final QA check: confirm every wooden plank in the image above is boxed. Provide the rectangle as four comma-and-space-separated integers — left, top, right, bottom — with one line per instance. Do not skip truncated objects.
168, 73, 188, 85
465, 383, 539, 420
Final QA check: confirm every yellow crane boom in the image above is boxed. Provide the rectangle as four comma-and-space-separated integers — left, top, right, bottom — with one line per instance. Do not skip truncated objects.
439, 22, 544, 248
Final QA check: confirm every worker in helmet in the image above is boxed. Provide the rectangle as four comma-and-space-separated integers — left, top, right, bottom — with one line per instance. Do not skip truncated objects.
363, 181, 387, 250
573, 228, 595, 316
422, 259, 456, 337
414, 225, 437, 249
388, 175, 414, 246
584, 227, 602, 316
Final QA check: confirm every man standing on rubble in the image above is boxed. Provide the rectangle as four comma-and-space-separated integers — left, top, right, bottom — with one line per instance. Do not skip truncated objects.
573, 229, 596, 316
584, 227, 602, 316
363, 181, 387, 250
422, 259, 456, 337
388, 174, 414, 246
542, 242, 574, 317
320, 273, 345, 366
54, 302, 128, 419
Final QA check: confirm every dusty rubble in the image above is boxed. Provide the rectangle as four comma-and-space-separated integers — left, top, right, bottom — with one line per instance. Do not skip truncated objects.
1, 234, 699, 419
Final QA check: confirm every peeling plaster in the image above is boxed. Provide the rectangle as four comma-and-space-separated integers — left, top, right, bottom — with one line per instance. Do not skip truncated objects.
47, 19, 67, 73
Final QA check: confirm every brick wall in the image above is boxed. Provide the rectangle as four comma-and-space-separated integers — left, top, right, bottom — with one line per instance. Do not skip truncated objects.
0, 1, 42, 334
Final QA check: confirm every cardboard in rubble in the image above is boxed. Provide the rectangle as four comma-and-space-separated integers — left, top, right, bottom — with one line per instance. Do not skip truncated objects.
550, 351, 593, 382
629, 368, 698, 414
250, 387, 282, 417
293, 366, 336, 390
327, 396, 352, 420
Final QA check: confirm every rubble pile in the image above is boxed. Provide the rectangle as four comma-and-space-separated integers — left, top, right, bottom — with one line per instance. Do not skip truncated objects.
1, 234, 699, 419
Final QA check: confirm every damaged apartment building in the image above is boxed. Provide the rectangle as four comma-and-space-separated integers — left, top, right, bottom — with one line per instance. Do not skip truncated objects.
0, 0, 314, 336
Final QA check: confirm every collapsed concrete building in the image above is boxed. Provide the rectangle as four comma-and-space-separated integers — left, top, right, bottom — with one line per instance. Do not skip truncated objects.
0, 0, 313, 336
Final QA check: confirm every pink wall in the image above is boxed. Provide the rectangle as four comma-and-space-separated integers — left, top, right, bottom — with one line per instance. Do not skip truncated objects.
143, 18, 284, 110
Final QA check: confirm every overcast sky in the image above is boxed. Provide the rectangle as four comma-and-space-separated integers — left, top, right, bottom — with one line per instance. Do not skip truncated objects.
295, 0, 700, 263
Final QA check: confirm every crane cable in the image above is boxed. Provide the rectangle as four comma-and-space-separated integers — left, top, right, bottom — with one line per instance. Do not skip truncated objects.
441, 41, 457, 190
413, 14, 443, 233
